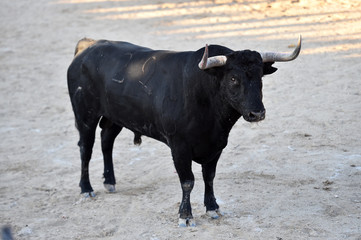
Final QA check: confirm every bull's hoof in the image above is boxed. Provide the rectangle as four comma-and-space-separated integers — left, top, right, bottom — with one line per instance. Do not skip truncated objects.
206, 209, 223, 219
178, 218, 196, 227
83, 192, 96, 198
104, 184, 116, 193
75, 192, 96, 204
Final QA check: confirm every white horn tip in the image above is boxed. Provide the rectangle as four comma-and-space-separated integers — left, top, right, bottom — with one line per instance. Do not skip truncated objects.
260, 35, 302, 62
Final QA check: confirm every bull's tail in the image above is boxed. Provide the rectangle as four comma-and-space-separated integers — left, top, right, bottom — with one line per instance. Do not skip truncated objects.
74, 38, 96, 57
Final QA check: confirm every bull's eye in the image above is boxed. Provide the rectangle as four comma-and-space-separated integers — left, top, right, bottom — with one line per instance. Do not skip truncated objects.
229, 76, 240, 86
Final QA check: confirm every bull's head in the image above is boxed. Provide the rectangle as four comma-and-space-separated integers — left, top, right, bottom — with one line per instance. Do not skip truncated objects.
198, 36, 302, 122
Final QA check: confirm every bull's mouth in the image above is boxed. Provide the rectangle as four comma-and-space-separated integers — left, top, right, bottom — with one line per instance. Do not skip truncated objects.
243, 109, 266, 122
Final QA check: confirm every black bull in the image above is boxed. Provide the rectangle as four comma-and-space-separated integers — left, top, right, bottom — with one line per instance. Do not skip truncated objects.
67, 37, 301, 227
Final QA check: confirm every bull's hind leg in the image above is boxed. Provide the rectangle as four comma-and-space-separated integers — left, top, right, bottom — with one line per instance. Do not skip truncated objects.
76, 117, 100, 197
99, 117, 122, 192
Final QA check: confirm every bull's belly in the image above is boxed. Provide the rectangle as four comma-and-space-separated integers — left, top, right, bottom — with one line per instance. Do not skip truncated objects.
106, 109, 168, 145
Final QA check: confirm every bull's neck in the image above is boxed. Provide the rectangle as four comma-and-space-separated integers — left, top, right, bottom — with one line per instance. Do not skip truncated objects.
216, 95, 242, 132
185, 72, 241, 133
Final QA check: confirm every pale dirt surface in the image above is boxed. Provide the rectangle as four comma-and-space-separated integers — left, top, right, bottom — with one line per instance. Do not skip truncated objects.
1, 0, 361, 239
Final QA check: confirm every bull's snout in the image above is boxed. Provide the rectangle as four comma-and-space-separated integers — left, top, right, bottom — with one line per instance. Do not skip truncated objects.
244, 109, 266, 122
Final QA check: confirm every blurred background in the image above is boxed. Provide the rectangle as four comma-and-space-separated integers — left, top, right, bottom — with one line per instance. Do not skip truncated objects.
1, 0, 360, 239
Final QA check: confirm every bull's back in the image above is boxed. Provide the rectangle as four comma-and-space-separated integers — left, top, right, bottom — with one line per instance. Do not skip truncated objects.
68, 39, 151, 94
67, 39, 188, 141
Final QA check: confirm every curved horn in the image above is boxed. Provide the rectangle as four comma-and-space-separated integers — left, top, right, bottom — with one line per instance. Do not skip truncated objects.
260, 35, 302, 62
198, 44, 227, 70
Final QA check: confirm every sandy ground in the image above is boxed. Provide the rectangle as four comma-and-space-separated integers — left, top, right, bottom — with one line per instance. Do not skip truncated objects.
1, 0, 361, 239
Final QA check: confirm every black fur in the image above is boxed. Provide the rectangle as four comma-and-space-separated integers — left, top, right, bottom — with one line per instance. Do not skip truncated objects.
67, 40, 277, 222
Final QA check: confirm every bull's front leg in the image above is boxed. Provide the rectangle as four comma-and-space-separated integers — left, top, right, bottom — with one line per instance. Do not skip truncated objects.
171, 145, 196, 227
178, 180, 195, 227
202, 151, 222, 219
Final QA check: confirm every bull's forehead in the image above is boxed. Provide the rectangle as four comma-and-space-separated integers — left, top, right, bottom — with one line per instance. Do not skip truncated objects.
230, 50, 262, 65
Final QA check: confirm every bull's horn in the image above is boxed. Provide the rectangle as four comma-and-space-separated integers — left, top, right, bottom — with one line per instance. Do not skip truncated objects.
198, 44, 227, 69
260, 35, 302, 62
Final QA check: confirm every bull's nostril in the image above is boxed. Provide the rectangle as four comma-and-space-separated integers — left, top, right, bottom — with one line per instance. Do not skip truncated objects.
249, 110, 265, 120
249, 112, 256, 119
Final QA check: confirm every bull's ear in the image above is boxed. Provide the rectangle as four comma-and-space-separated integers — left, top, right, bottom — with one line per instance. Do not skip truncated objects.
263, 62, 278, 75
